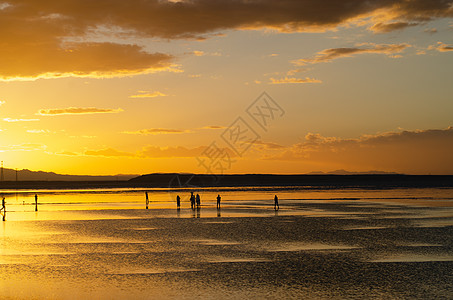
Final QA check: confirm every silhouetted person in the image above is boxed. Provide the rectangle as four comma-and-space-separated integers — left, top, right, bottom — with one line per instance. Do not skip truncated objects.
1, 197, 5, 221
274, 195, 279, 210
196, 194, 201, 207
216, 194, 221, 209
176, 195, 181, 208
145, 191, 149, 209
190, 192, 195, 209
35, 194, 38, 211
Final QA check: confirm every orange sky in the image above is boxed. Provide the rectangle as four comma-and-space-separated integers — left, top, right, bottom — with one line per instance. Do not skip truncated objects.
1, 0, 453, 175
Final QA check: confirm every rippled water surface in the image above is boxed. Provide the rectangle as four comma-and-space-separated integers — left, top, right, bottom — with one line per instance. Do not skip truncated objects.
1, 187, 453, 299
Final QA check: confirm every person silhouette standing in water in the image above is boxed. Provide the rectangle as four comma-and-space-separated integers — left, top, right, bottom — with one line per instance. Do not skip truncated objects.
274, 195, 279, 211
196, 193, 201, 208
190, 192, 195, 210
1, 197, 5, 221
35, 194, 38, 211
216, 194, 221, 209
176, 195, 181, 209
145, 191, 149, 209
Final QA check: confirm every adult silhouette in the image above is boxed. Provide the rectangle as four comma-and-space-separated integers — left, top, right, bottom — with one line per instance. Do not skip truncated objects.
216, 194, 221, 209
190, 192, 195, 209
196, 193, 201, 207
274, 195, 279, 210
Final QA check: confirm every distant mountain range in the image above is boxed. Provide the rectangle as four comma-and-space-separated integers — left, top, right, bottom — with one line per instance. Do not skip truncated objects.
0, 168, 398, 182
130, 173, 453, 189
0, 169, 452, 190
0, 168, 137, 181
307, 169, 400, 175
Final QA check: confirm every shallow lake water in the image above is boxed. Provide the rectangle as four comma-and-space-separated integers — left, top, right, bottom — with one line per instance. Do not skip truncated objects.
1, 187, 453, 299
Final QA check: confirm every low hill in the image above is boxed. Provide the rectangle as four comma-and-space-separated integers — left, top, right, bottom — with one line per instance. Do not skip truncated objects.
129, 173, 453, 189
0, 168, 137, 181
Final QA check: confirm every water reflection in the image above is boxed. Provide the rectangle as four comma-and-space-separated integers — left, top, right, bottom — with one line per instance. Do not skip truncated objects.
0, 187, 453, 299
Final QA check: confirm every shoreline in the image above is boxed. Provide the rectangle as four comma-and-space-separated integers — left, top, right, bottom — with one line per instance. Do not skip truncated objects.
0, 174, 453, 190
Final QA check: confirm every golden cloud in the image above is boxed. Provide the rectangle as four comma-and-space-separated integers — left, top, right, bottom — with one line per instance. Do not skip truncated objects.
129, 91, 168, 98
294, 43, 411, 65
3, 118, 40, 122
430, 42, 453, 52
269, 77, 322, 84
251, 141, 286, 150
370, 22, 418, 33
123, 128, 191, 135
37, 107, 123, 115
0, 40, 174, 80
0, 143, 47, 151
202, 125, 226, 130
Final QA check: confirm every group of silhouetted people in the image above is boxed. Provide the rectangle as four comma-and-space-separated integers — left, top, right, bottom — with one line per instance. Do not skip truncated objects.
180, 192, 221, 210
189, 192, 201, 209
145, 191, 279, 210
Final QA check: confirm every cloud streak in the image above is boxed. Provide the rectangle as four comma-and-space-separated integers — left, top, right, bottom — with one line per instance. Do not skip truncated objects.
85, 148, 134, 157
370, 22, 418, 33
202, 125, 226, 130
3, 117, 39, 122
0, 143, 47, 151
37, 107, 123, 116
294, 43, 411, 65
269, 77, 322, 84
129, 91, 167, 98
123, 128, 191, 135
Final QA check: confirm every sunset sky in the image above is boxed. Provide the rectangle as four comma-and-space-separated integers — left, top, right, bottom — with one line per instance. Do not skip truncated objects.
1, 0, 453, 175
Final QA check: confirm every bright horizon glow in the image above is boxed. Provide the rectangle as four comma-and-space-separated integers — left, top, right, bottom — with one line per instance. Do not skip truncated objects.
1, 1, 453, 175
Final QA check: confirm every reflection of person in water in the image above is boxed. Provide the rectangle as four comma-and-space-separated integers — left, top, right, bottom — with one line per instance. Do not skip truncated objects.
196, 194, 201, 207
274, 195, 279, 210
216, 194, 221, 209
176, 195, 181, 208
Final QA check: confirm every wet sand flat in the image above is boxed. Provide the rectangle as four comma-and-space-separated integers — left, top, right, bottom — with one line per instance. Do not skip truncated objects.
1, 188, 453, 299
